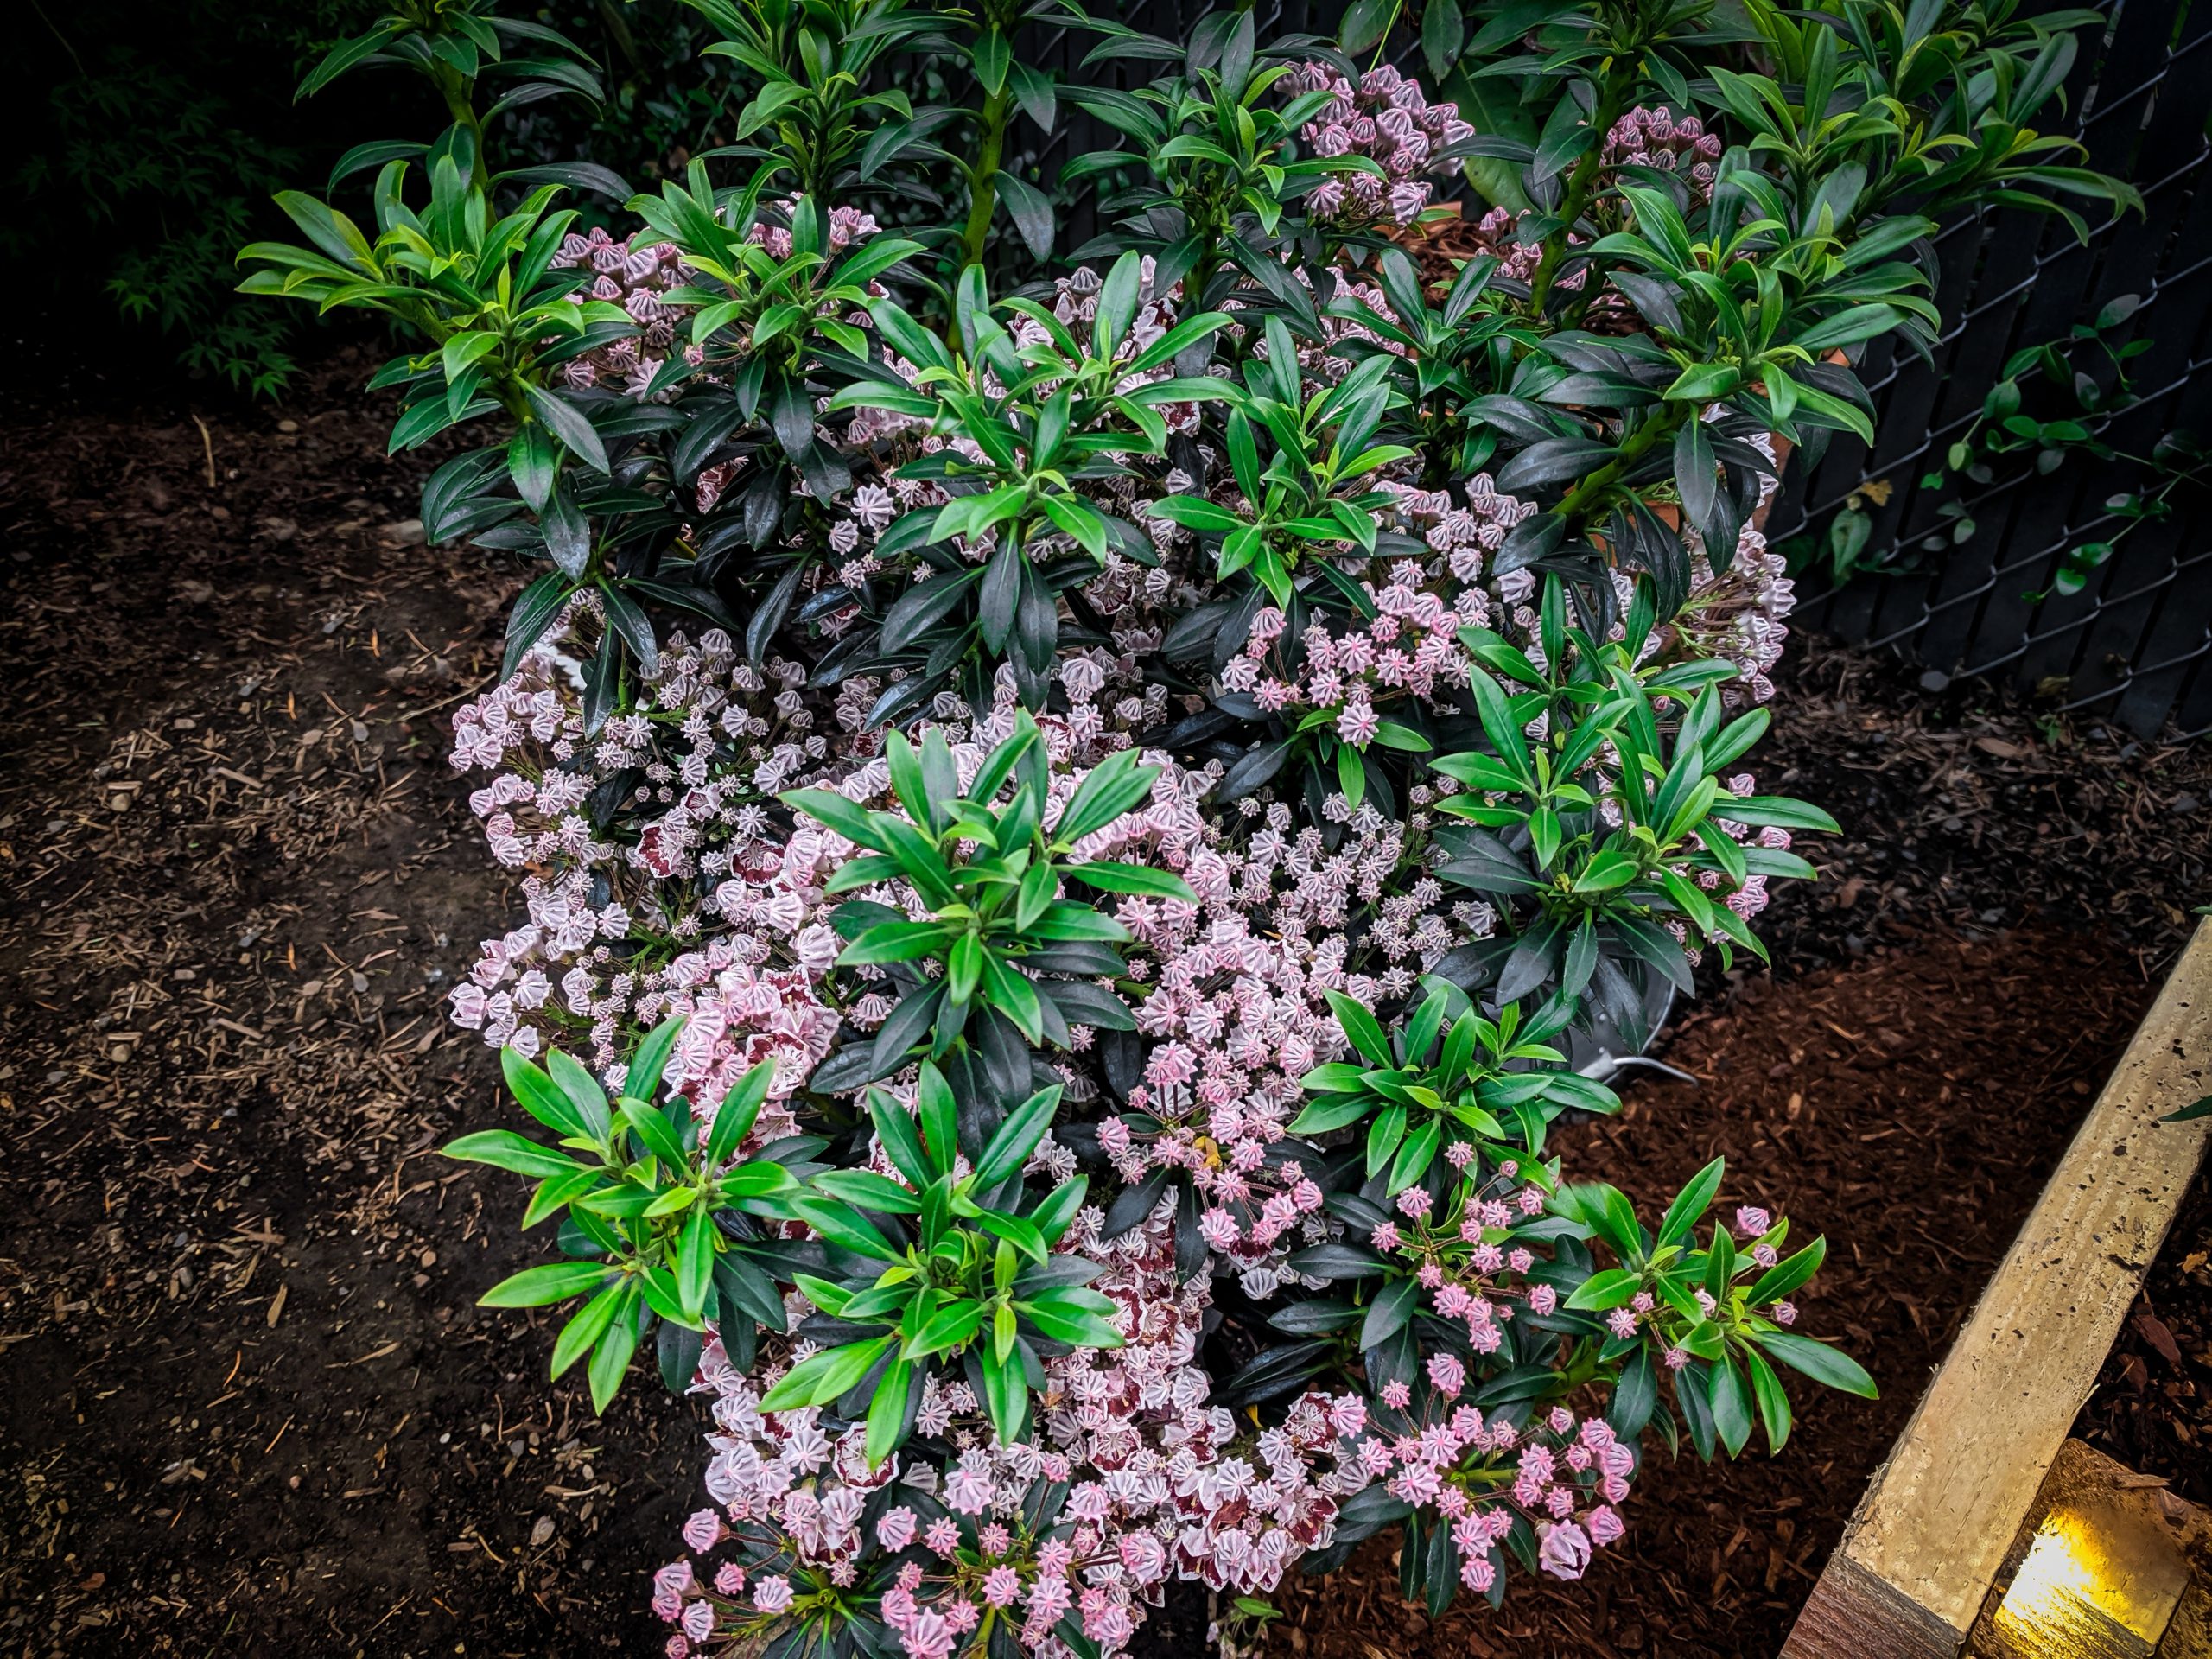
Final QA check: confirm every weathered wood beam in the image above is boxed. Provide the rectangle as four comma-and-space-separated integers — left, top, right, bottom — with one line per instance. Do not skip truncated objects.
1783, 920, 2212, 1658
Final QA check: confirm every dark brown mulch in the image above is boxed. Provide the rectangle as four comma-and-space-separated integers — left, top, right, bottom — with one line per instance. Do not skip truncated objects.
2074, 1166, 2212, 1508
0, 353, 699, 1656
2, 351, 2206, 1659
1748, 635, 2210, 977
1388, 210, 1503, 292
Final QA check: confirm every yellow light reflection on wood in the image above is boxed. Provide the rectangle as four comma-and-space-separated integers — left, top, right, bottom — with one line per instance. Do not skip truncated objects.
1988, 1507, 2186, 1659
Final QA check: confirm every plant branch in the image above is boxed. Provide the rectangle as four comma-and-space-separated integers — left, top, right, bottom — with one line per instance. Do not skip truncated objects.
1527, 54, 1640, 319
960, 83, 1014, 271
1554, 402, 1691, 526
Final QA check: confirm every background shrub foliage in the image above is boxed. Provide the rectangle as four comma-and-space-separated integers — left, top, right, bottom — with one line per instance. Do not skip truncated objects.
241, 0, 2130, 1653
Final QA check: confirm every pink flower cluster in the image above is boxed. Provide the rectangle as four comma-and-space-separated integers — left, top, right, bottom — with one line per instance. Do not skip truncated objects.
748, 200, 883, 260
1098, 798, 1494, 1291
445, 614, 858, 1081
1601, 106, 1724, 199
551, 227, 690, 395
1281, 62, 1473, 226
652, 1203, 1366, 1657
1223, 586, 1472, 744
1352, 1398, 1633, 1591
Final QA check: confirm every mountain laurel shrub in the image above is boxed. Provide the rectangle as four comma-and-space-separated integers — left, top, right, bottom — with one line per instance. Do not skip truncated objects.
245, 0, 2132, 1652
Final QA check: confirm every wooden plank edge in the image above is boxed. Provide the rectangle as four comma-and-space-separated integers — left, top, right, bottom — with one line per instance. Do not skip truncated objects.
1782, 919, 2212, 1657
1786, 1552, 1963, 1659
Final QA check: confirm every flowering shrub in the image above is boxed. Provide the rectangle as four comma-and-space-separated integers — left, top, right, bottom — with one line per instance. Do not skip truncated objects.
252, 0, 2131, 1651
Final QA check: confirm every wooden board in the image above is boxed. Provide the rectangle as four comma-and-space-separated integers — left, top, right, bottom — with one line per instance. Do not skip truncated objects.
1783, 921, 2212, 1658
1970, 1439, 2201, 1659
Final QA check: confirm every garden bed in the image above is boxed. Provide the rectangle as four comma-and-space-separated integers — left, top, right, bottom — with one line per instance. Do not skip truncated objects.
3, 359, 2210, 1656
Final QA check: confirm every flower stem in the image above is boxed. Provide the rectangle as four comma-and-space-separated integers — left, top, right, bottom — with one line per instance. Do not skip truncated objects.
1553, 403, 1690, 528
960, 83, 1014, 272
1526, 54, 1639, 319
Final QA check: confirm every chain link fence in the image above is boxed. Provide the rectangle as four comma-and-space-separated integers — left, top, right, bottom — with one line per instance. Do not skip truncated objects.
1018, 0, 2210, 734
1776, 0, 2212, 738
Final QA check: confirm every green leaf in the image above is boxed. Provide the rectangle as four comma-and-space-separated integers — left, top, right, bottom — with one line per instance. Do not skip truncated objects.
788, 1195, 900, 1260
1745, 1237, 1827, 1309
522, 384, 610, 474
504, 1050, 585, 1137
1564, 1268, 1642, 1311
810, 1168, 925, 1214
546, 1048, 613, 1140
974, 1084, 1064, 1189
1388, 1117, 1441, 1193
522, 1166, 602, 1229
1664, 363, 1743, 403
839, 920, 954, 967
1360, 1278, 1421, 1351
1288, 1093, 1376, 1135
909, 1299, 985, 1357
586, 1289, 643, 1411
677, 1208, 716, 1319
976, 1209, 1049, 1266
296, 22, 402, 98
917, 1065, 957, 1174
996, 173, 1056, 261
1029, 1174, 1088, 1243
507, 424, 558, 512
1710, 1358, 1753, 1457
480, 1260, 614, 1307
1572, 849, 1641, 893
868, 1087, 933, 1186
1713, 796, 1840, 833
1364, 1103, 1408, 1179
971, 28, 1011, 93
619, 1106, 685, 1167
550, 1280, 626, 1379
1054, 751, 1160, 845
1656, 1157, 1725, 1249
884, 730, 931, 827
866, 1357, 913, 1465
444, 1130, 588, 1180
760, 1336, 894, 1409
625, 1017, 685, 1106
1147, 495, 1242, 532
980, 1344, 1030, 1443
1371, 721, 1432, 753
1325, 989, 1393, 1068
782, 788, 893, 851
1746, 1346, 1792, 1450
706, 1060, 775, 1164
1751, 1332, 1878, 1398
791, 1273, 855, 1319
1063, 861, 1198, 900
720, 1162, 796, 1205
